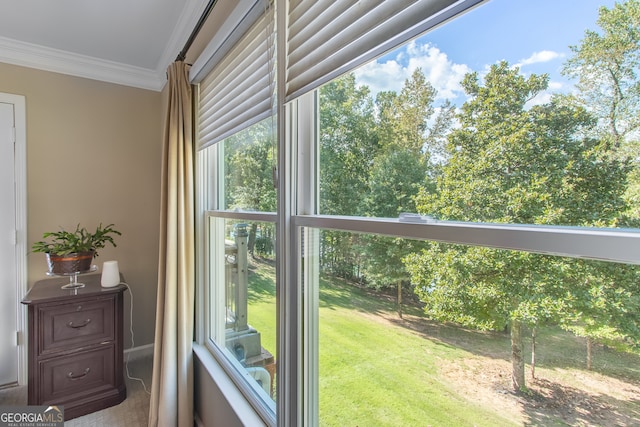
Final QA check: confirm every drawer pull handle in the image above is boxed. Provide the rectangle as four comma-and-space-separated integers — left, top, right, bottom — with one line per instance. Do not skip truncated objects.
67, 368, 90, 380
67, 319, 91, 328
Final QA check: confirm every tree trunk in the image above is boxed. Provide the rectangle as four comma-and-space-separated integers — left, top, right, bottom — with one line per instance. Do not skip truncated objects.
587, 337, 593, 370
397, 280, 403, 319
530, 327, 536, 379
511, 319, 526, 392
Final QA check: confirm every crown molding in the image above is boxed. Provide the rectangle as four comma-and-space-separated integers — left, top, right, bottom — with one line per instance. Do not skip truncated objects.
0, 36, 166, 91
0, 0, 211, 92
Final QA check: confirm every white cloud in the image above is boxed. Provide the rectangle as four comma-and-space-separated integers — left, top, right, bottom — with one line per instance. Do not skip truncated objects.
353, 44, 568, 108
354, 60, 405, 96
548, 81, 564, 91
516, 50, 564, 67
353, 41, 471, 101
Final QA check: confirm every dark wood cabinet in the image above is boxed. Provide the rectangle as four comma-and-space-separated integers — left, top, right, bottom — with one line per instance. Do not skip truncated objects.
22, 274, 127, 420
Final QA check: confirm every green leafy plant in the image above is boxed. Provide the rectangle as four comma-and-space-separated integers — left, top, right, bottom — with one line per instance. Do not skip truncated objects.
31, 223, 121, 257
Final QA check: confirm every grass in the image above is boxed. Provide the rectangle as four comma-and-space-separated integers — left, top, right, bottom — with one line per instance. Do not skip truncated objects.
245, 258, 640, 426
246, 258, 278, 358
317, 277, 516, 427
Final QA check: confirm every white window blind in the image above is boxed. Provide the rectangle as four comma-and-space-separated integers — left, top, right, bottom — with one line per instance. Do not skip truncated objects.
197, 3, 275, 151
285, 0, 485, 102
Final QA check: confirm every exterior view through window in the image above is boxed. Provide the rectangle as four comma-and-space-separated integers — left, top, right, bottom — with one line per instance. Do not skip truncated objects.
312, 0, 640, 425
199, 0, 640, 425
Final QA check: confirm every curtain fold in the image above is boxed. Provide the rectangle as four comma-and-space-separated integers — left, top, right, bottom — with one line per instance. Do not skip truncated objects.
148, 61, 195, 427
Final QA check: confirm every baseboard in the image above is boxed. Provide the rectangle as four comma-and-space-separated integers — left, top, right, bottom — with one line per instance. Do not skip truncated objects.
124, 343, 154, 361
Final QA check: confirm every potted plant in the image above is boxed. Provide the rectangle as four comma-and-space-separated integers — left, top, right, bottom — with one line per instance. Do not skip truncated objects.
32, 223, 121, 275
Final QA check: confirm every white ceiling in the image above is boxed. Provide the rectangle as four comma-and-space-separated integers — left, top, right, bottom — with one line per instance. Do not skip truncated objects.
0, 0, 209, 91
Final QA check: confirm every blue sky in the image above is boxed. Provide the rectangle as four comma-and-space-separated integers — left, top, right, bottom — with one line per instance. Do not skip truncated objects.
354, 0, 618, 105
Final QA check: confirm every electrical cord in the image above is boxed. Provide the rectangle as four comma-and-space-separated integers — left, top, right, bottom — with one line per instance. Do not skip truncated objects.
120, 281, 151, 395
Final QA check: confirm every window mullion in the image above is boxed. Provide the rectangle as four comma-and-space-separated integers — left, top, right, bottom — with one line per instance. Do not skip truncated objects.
293, 91, 320, 427
277, 0, 299, 423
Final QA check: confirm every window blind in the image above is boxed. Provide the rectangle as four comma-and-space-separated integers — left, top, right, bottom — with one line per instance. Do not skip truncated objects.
197, 2, 275, 151
285, 0, 484, 102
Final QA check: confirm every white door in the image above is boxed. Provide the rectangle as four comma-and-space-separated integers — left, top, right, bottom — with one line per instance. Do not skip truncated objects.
0, 101, 18, 386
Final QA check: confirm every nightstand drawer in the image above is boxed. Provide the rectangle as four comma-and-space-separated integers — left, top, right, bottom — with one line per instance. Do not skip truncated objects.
40, 297, 115, 354
39, 345, 115, 404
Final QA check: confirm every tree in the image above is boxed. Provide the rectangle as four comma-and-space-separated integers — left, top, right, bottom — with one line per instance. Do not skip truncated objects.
562, 0, 640, 149
405, 62, 629, 392
225, 120, 277, 255
360, 148, 428, 316
226, 124, 276, 213
359, 69, 446, 314
561, 258, 640, 369
561, 0, 640, 364
374, 68, 455, 161
319, 74, 378, 277
380, 68, 437, 153
320, 73, 378, 216
562, 0, 640, 219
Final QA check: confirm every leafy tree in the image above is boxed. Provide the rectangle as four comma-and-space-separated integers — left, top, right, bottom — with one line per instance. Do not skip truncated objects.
319, 70, 453, 286
380, 69, 437, 153
358, 69, 445, 313
225, 120, 276, 255
561, 258, 640, 369
359, 148, 428, 316
226, 127, 276, 213
562, 0, 640, 149
374, 68, 455, 163
562, 0, 640, 219
320, 73, 378, 216
319, 74, 377, 277
406, 62, 629, 391
560, 0, 640, 364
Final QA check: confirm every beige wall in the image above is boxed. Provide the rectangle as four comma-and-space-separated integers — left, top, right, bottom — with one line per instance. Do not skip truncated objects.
0, 62, 162, 348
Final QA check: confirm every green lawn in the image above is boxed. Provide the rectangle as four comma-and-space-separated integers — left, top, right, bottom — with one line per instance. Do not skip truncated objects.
316, 278, 516, 427
246, 259, 640, 426
246, 259, 278, 359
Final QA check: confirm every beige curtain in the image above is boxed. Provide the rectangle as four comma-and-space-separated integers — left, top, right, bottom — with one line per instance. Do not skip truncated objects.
149, 61, 195, 427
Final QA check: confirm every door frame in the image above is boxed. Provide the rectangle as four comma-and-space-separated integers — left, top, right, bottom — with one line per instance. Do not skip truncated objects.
0, 93, 27, 385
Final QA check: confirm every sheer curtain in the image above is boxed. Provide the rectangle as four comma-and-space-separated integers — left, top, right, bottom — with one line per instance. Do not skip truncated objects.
148, 61, 195, 427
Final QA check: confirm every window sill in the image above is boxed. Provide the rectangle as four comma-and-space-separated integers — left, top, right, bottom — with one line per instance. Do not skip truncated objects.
193, 343, 267, 427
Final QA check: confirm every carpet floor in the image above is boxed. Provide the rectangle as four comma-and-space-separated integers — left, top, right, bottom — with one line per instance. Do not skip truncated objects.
0, 355, 152, 427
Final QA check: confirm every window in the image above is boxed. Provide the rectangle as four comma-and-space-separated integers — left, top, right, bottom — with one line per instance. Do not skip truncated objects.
200, 118, 277, 421
196, 0, 640, 426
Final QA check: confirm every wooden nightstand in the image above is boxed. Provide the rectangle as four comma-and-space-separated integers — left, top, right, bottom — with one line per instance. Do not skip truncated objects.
22, 274, 127, 420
